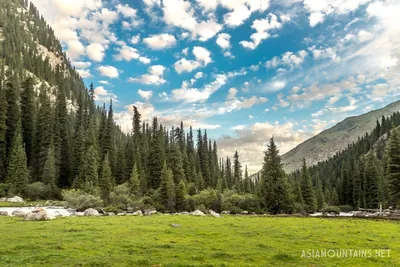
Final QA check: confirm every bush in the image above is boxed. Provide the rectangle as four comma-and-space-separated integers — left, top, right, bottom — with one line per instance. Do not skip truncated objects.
338, 205, 353, 212
62, 189, 103, 211
321, 206, 340, 214
109, 183, 134, 211
221, 190, 260, 213
0, 183, 7, 198
191, 189, 219, 210
25, 182, 49, 200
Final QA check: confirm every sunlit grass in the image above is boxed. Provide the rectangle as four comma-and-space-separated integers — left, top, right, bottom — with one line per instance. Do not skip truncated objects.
0, 216, 399, 266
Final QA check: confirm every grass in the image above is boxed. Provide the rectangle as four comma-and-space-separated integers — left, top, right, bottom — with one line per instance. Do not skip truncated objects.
0, 216, 399, 266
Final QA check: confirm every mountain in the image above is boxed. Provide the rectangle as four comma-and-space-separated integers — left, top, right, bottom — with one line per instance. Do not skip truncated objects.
282, 100, 400, 173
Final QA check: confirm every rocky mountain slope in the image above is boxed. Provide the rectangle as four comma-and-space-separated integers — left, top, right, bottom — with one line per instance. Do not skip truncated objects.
282, 100, 400, 173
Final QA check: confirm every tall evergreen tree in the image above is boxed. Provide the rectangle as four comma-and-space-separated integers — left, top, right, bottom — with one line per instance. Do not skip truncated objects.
160, 162, 175, 212
363, 153, 380, 209
20, 77, 35, 166
99, 153, 113, 203
42, 141, 58, 197
233, 151, 242, 192
387, 127, 400, 207
175, 180, 187, 211
261, 138, 291, 214
0, 79, 7, 182
5, 81, 20, 155
300, 159, 316, 213
6, 123, 29, 195
129, 163, 140, 196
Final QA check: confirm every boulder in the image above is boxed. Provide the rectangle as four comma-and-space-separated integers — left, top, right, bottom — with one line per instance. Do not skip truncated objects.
132, 210, 143, 216
127, 207, 134, 213
117, 213, 126, 216
144, 210, 157, 216
0, 211, 8, 216
171, 224, 181, 228
24, 211, 50, 221
107, 212, 116, 216
209, 210, 221, 218
221, 211, 230, 214
83, 208, 100, 216
353, 211, 367, 217
191, 210, 205, 216
12, 209, 25, 217
180, 211, 190, 215
75, 212, 85, 216
241, 211, 249, 215
7, 196, 24, 203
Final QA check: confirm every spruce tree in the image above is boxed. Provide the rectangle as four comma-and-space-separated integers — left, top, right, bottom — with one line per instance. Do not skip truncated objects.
261, 138, 291, 214
129, 163, 140, 196
5, 81, 20, 155
42, 141, 58, 197
76, 145, 98, 193
0, 79, 7, 182
315, 177, 324, 210
233, 151, 242, 192
6, 123, 29, 195
300, 159, 316, 213
363, 153, 380, 209
20, 77, 35, 166
175, 180, 187, 211
99, 153, 113, 203
160, 162, 175, 212
387, 127, 400, 207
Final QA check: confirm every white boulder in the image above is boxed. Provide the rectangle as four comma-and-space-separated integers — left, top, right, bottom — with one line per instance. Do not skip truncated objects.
83, 208, 100, 216
12, 209, 25, 217
209, 210, 221, 218
132, 210, 143, 216
191, 210, 205, 216
7, 196, 24, 203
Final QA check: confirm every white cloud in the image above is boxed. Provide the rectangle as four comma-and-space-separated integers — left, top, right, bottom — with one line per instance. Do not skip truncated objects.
93, 86, 118, 103
76, 69, 92, 78
308, 46, 341, 63
86, 43, 105, 62
72, 61, 91, 69
227, 87, 238, 100
220, 0, 271, 27
216, 33, 231, 50
196, 0, 218, 11
138, 89, 153, 101
240, 13, 287, 50
99, 80, 109, 85
139, 56, 151, 64
129, 65, 166, 85
114, 46, 140, 61
117, 4, 137, 17
357, 30, 374, 43
66, 40, 85, 60
174, 46, 212, 74
266, 50, 308, 69
143, 33, 177, 50
131, 34, 141, 44
98, 65, 119, 78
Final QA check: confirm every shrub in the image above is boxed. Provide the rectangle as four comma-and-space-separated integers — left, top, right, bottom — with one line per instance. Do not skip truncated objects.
321, 206, 340, 214
25, 182, 49, 200
191, 189, 219, 210
338, 205, 353, 212
0, 183, 7, 198
221, 190, 260, 213
62, 189, 103, 211
109, 183, 134, 211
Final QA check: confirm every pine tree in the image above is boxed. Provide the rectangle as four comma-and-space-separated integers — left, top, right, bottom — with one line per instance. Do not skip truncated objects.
175, 180, 187, 211
300, 159, 316, 213
233, 151, 242, 192
387, 127, 400, 207
6, 123, 29, 195
0, 79, 7, 182
76, 145, 98, 193
244, 165, 251, 193
148, 117, 164, 189
99, 153, 113, 203
261, 138, 291, 214
363, 153, 380, 209
129, 163, 140, 196
5, 81, 20, 155
160, 162, 175, 212
42, 141, 58, 197
20, 77, 35, 166
315, 177, 324, 210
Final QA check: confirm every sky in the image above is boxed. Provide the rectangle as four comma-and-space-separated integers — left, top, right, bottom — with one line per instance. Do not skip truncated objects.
31, 0, 400, 173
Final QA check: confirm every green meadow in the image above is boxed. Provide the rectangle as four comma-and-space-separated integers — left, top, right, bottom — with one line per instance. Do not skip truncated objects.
0, 216, 399, 266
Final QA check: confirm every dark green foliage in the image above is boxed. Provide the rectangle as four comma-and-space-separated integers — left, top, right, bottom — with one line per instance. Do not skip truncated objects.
387, 127, 400, 207
261, 138, 292, 214
363, 153, 380, 209
300, 159, 315, 213
20, 77, 35, 166
0, 78, 7, 182
6, 123, 29, 195
159, 162, 175, 212
99, 153, 113, 203
5, 81, 20, 155
129, 163, 140, 196
42, 142, 58, 197
175, 180, 187, 211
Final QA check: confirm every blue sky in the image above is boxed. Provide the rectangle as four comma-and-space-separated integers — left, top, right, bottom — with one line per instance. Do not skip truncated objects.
32, 0, 400, 173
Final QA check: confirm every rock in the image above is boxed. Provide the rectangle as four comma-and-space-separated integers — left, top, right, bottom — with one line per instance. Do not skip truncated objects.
12, 209, 25, 217
353, 211, 367, 217
144, 210, 157, 216
221, 211, 230, 215
127, 207, 134, 213
180, 211, 190, 215
171, 224, 181, 228
117, 213, 126, 216
132, 210, 143, 216
191, 210, 205, 216
67, 208, 76, 213
107, 212, 115, 216
32, 208, 45, 213
293, 213, 305, 217
209, 210, 221, 218
7, 196, 24, 203
24, 211, 50, 221
75, 212, 84, 216
0, 197, 6, 202
0, 211, 8, 216
83, 208, 100, 216
241, 211, 249, 215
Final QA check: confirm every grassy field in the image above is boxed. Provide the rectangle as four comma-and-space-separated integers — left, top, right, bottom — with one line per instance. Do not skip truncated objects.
0, 215, 399, 267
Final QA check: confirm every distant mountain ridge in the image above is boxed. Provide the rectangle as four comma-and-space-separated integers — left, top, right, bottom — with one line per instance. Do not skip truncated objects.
281, 100, 400, 173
